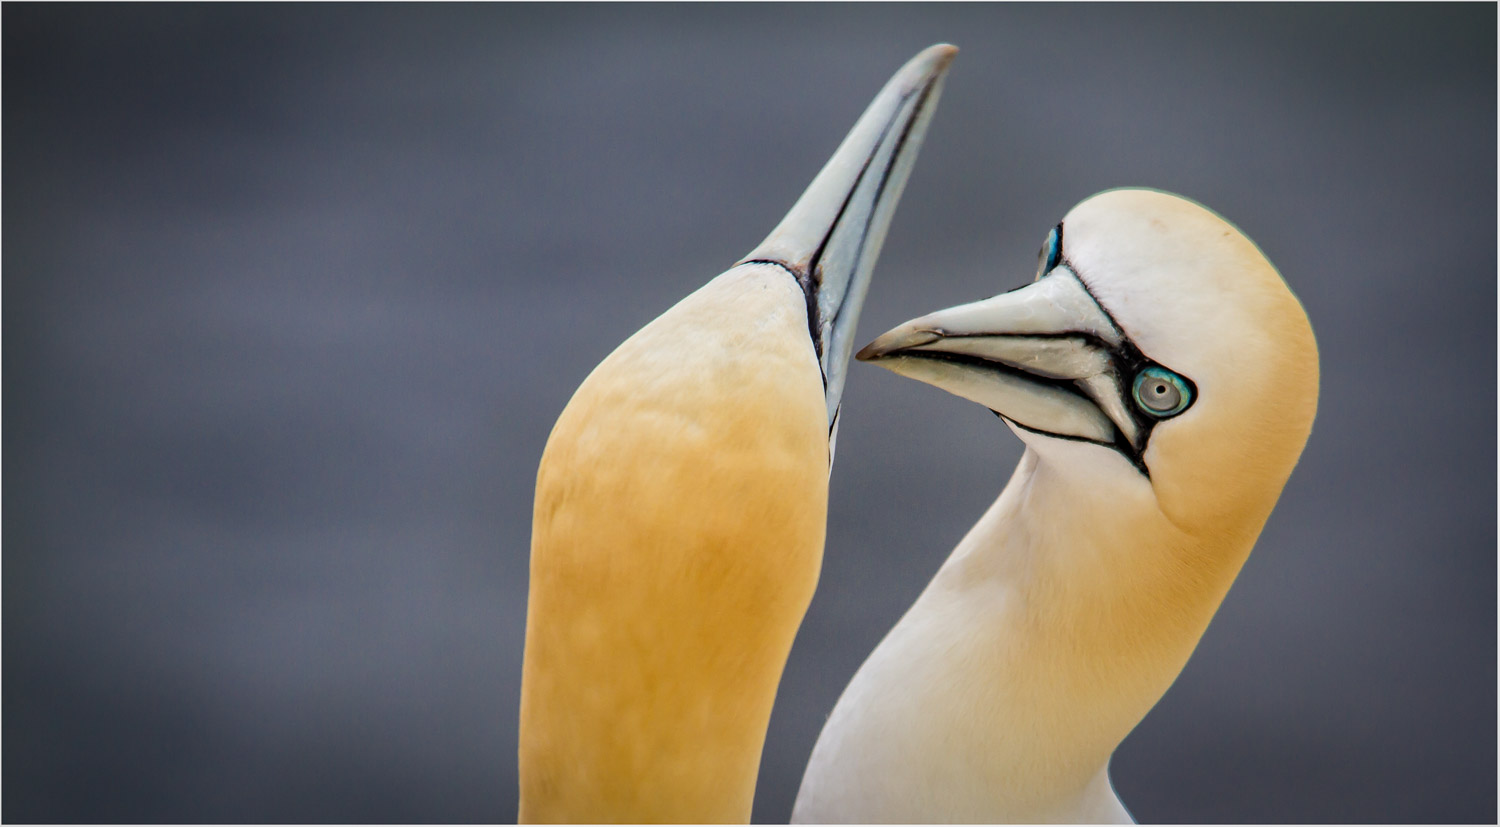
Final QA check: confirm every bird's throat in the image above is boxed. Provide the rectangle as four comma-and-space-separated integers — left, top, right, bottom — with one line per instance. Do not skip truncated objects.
520, 270, 830, 823
795, 449, 1256, 822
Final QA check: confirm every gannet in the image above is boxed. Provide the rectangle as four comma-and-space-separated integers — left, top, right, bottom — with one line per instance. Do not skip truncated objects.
792, 188, 1319, 823
518, 45, 956, 823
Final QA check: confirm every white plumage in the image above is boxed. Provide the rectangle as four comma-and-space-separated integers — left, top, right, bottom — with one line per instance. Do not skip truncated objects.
794, 188, 1319, 823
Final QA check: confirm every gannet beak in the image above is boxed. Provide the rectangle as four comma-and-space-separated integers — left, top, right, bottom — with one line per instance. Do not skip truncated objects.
857, 266, 1151, 455
738, 43, 958, 428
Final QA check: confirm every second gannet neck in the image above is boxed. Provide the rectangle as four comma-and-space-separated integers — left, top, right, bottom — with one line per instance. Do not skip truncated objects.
796, 188, 1320, 823
794, 447, 1259, 823
519, 45, 958, 823
522, 266, 830, 823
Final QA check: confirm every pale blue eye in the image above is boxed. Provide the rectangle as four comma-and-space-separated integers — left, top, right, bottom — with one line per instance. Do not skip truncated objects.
1132, 367, 1193, 418
1035, 224, 1062, 280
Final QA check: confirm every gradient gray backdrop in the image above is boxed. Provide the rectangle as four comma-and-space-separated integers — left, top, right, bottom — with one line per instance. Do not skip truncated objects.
5, 4, 1494, 823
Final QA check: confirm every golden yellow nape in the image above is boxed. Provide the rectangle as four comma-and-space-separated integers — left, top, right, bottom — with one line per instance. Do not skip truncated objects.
793, 189, 1318, 822
517, 44, 956, 823
521, 267, 827, 823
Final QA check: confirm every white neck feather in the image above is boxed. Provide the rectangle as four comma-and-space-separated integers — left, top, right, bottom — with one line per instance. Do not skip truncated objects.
795, 445, 1245, 823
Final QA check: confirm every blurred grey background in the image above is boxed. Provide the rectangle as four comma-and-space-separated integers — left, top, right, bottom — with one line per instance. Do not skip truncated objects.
4, 3, 1494, 823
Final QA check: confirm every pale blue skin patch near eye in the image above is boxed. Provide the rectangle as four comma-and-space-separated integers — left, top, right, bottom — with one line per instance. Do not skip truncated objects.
1035, 225, 1062, 281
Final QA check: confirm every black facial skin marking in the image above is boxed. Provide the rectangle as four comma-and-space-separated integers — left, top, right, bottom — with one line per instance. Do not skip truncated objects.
898, 223, 1199, 479
1023, 234, 1198, 476
742, 72, 944, 389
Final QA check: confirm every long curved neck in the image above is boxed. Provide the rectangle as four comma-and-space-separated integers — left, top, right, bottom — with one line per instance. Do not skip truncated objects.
520, 269, 830, 823
795, 448, 1258, 823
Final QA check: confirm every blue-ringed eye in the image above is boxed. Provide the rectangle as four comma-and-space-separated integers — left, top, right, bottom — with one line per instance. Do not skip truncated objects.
1132, 367, 1193, 418
1035, 224, 1062, 281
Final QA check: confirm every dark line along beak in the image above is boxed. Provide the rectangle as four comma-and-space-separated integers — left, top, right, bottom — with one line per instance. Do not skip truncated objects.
856, 266, 1152, 460
735, 43, 958, 429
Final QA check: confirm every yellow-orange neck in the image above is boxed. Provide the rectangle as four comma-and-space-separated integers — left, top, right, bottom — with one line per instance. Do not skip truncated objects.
520, 266, 829, 822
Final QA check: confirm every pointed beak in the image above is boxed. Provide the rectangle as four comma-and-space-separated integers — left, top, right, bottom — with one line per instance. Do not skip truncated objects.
857, 267, 1147, 451
737, 43, 958, 428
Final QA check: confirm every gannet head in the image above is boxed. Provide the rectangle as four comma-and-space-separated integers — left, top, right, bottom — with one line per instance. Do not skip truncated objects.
859, 188, 1319, 534
520, 45, 956, 823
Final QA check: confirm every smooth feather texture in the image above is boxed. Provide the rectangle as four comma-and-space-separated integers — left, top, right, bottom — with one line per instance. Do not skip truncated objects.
793, 190, 1319, 823
520, 265, 828, 822
517, 44, 957, 822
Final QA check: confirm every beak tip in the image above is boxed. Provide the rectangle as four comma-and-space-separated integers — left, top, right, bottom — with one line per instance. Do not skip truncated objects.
857, 325, 942, 363
928, 43, 960, 66
895, 44, 959, 97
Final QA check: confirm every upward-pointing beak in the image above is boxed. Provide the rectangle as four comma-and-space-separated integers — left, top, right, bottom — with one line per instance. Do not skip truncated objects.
737, 43, 958, 428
